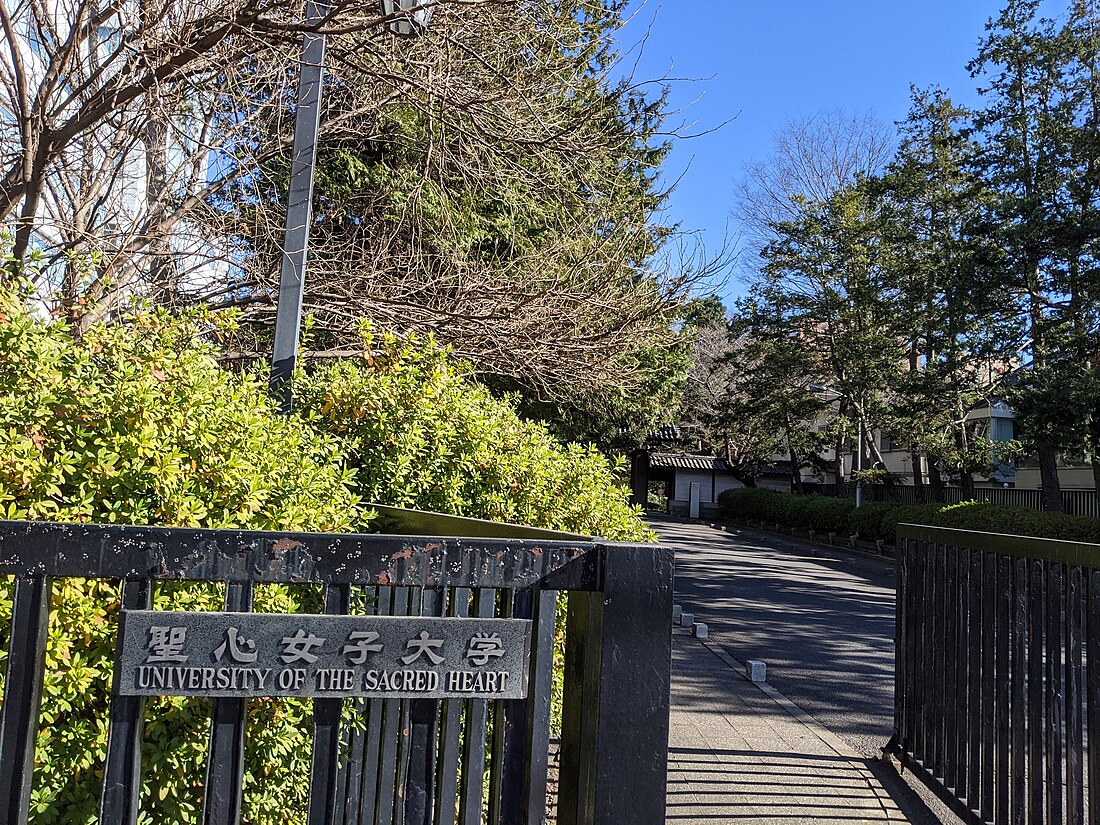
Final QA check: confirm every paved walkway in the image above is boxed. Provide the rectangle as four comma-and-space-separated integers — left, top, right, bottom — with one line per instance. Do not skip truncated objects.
667, 625, 909, 824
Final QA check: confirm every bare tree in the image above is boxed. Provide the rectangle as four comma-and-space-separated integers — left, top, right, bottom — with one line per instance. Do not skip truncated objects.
1, 0, 721, 404
735, 109, 895, 250
0, 0, 512, 310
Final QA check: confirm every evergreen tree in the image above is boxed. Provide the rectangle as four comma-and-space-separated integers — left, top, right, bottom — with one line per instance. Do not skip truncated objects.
209, 0, 701, 427
874, 88, 1015, 500
968, 0, 1100, 507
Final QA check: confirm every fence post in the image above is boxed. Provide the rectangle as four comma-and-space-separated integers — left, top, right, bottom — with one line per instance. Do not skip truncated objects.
0, 576, 50, 825
101, 578, 152, 825
559, 543, 673, 825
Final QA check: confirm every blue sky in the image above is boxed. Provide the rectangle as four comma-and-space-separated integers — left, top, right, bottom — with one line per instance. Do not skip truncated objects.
617, 0, 1064, 304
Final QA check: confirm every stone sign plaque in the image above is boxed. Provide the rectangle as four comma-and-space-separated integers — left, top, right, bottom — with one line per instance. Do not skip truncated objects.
116, 611, 531, 700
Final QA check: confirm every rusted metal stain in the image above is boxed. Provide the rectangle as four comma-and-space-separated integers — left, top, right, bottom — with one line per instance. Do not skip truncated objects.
271, 538, 306, 553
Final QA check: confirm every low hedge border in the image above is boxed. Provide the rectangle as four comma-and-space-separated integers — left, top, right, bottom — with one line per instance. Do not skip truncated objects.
716, 487, 1100, 545
720, 516, 896, 559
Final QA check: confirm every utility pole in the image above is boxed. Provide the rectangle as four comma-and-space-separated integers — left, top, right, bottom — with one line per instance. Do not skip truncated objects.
270, 0, 435, 412
855, 419, 863, 508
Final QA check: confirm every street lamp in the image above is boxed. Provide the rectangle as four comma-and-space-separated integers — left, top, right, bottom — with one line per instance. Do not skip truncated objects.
270, 0, 434, 411
380, 0, 434, 35
854, 419, 863, 509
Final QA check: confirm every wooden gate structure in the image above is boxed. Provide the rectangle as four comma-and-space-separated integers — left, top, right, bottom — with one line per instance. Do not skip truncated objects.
889, 523, 1100, 825
0, 519, 673, 825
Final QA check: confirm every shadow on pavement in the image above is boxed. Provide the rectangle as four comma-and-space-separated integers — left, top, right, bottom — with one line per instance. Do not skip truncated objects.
667, 746, 950, 824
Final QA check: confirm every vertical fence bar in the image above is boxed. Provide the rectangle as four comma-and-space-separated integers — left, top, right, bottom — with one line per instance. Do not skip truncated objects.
1028, 559, 1045, 825
893, 538, 910, 754
394, 589, 423, 823
980, 551, 995, 821
522, 590, 557, 824
1011, 557, 1027, 825
376, 588, 411, 825
355, 587, 391, 825
100, 578, 152, 825
486, 587, 511, 825
497, 589, 534, 824
0, 575, 50, 825
203, 582, 254, 825
1066, 565, 1084, 825
1046, 563, 1065, 825
955, 547, 970, 801
995, 554, 1010, 823
435, 588, 470, 825
967, 550, 983, 810
943, 545, 958, 793
932, 543, 946, 779
340, 695, 368, 825
1088, 569, 1100, 825
458, 589, 495, 825
308, 583, 353, 825
404, 588, 443, 825
915, 541, 931, 765
558, 589, 600, 825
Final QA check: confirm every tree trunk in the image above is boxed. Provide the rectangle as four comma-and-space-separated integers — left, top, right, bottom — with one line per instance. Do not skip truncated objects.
1038, 440, 1064, 513
789, 445, 804, 495
142, 104, 173, 302
929, 461, 944, 503
1090, 418, 1100, 497
911, 446, 926, 503
864, 424, 886, 468
835, 433, 846, 496
960, 471, 975, 501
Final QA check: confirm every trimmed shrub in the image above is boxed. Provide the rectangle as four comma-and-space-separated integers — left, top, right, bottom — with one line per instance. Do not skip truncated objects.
0, 297, 366, 823
801, 495, 857, 534
717, 488, 856, 535
846, 502, 894, 541
930, 501, 1100, 544
294, 330, 651, 543
872, 503, 943, 544
719, 487, 1100, 545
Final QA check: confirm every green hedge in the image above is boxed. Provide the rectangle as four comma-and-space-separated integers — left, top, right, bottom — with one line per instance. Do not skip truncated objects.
716, 488, 1100, 545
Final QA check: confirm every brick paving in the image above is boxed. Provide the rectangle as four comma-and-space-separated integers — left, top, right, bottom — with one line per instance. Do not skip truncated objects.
666, 626, 909, 824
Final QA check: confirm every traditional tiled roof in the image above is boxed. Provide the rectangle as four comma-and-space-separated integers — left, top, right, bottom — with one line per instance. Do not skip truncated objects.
758, 460, 793, 478
650, 452, 730, 472
645, 424, 681, 444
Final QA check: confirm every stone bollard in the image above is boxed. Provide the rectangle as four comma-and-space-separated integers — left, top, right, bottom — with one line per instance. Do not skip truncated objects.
680, 612, 694, 628
672, 604, 683, 621
746, 659, 767, 684
693, 622, 709, 639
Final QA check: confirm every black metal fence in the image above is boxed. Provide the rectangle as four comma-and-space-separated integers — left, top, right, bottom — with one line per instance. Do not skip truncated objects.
0, 520, 673, 825
821, 484, 1100, 517
890, 523, 1100, 825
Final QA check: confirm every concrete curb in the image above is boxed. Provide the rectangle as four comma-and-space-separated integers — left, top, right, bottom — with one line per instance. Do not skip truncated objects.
707, 519, 898, 568
646, 511, 898, 564
684, 627, 863, 760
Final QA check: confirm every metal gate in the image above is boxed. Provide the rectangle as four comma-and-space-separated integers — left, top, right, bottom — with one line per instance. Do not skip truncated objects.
0, 518, 673, 825
889, 523, 1099, 825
